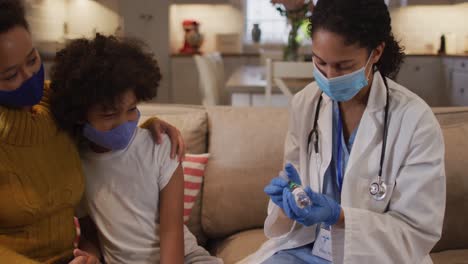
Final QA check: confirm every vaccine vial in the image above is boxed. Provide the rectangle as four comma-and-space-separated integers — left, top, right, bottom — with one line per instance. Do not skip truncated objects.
278, 170, 312, 208
288, 181, 312, 208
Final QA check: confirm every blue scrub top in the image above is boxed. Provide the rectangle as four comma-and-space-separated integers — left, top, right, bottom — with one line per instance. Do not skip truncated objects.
266, 101, 360, 264
323, 101, 359, 204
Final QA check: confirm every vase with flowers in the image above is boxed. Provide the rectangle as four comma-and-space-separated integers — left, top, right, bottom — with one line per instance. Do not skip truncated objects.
271, 0, 313, 61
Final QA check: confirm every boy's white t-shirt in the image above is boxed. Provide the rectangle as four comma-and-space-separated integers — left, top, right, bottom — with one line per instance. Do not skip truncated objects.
81, 128, 199, 264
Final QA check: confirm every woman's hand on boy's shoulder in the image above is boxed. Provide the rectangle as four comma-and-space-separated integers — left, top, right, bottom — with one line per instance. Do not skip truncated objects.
69, 249, 101, 264
141, 117, 186, 162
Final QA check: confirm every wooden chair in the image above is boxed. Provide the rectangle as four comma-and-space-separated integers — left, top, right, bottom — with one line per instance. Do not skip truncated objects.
265, 58, 315, 106
194, 53, 224, 106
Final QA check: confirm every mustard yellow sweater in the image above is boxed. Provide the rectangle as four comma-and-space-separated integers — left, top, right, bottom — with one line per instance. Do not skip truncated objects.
0, 84, 84, 263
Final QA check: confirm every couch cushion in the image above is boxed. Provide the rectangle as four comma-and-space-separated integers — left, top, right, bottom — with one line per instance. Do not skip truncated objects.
202, 106, 289, 239
433, 107, 468, 128
182, 154, 209, 223
432, 108, 468, 252
138, 104, 208, 245
138, 104, 207, 154
210, 229, 267, 264
431, 249, 468, 264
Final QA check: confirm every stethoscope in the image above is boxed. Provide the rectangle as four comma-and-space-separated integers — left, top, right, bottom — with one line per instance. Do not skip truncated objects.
307, 75, 390, 201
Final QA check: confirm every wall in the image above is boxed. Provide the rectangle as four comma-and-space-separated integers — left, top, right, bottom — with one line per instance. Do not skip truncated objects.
119, 0, 171, 103
168, 2, 468, 55
25, 0, 170, 103
25, 0, 67, 43
390, 3, 468, 54
25, 0, 121, 45
67, 0, 121, 39
169, 4, 244, 54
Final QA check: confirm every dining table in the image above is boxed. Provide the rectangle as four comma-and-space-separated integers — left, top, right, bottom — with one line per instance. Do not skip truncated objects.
226, 65, 314, 93
225, 65, 314, 106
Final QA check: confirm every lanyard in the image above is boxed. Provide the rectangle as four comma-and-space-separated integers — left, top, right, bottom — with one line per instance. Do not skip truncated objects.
336, 107, 344, 193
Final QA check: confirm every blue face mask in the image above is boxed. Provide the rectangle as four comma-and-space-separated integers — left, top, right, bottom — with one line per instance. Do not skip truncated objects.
83, 111, 140, 151
0, 64, 45, 107
313, 53, 373, 102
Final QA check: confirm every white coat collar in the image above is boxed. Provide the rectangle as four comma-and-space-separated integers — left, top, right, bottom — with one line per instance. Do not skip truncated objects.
365, 71, 388, 113
343, 71, 389, 193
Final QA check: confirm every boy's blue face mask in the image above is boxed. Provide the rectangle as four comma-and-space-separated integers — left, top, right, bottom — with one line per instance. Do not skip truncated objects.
0, 64, 45, 107
313, 52, 373, 102
83, 110, 140, 151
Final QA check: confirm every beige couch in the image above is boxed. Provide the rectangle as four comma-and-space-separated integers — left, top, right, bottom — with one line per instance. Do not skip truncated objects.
139, 104, 468, 264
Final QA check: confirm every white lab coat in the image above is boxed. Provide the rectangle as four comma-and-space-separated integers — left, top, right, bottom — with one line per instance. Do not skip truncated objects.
238, 72, 446, 264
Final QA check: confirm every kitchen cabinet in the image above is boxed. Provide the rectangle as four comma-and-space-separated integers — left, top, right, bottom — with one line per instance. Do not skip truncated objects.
444, 58, 468, 106
451, 58, 468, 71
404, 0, 456, 4
396, 56, 447, 106
388, 0, 459, 6
170, 55, 260, 104
450, 71, 468, 106
170, 0, 230, 4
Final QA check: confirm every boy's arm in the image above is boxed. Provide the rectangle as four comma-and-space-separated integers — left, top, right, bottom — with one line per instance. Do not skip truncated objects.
159, 164, 185, 264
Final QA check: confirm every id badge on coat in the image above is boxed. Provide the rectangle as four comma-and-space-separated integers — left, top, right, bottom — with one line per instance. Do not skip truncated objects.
312, 227, 333, 262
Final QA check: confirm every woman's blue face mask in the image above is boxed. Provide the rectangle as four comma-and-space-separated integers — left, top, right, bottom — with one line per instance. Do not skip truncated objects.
0, 64, 45, 107
313, 52, 374, 102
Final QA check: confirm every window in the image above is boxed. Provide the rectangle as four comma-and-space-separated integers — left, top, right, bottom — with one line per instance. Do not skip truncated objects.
245, 0, 288, 44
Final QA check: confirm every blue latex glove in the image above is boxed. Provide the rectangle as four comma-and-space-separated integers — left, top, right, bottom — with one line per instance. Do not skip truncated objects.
282, 166, 342, 227
264, 163, 301, 208
283, 187, 341, 226
284, 163, 302, 185
264, 177, 288, 208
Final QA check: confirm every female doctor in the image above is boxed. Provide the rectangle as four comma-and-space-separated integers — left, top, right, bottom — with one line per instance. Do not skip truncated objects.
240, 0, 445, 263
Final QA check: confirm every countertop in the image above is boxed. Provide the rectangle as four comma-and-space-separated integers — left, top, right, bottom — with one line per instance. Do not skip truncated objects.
41, 50, 468, 61
171, 52, 261, 58
170, 52, 468, 59
405, 53, 468, 58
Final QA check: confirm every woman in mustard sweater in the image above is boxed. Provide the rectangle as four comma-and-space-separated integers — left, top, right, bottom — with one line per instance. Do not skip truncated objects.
0, 1, 184, 263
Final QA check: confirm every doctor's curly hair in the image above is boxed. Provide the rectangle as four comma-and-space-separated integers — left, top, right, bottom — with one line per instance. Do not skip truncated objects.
50, 33, 161, 138
309, 0, 405, 79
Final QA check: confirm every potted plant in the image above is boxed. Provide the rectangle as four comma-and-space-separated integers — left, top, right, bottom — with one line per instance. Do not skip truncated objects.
271, 0, 313, 61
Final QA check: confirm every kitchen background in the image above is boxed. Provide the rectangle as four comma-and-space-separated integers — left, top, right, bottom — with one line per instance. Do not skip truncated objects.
25, 0, 468, 106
